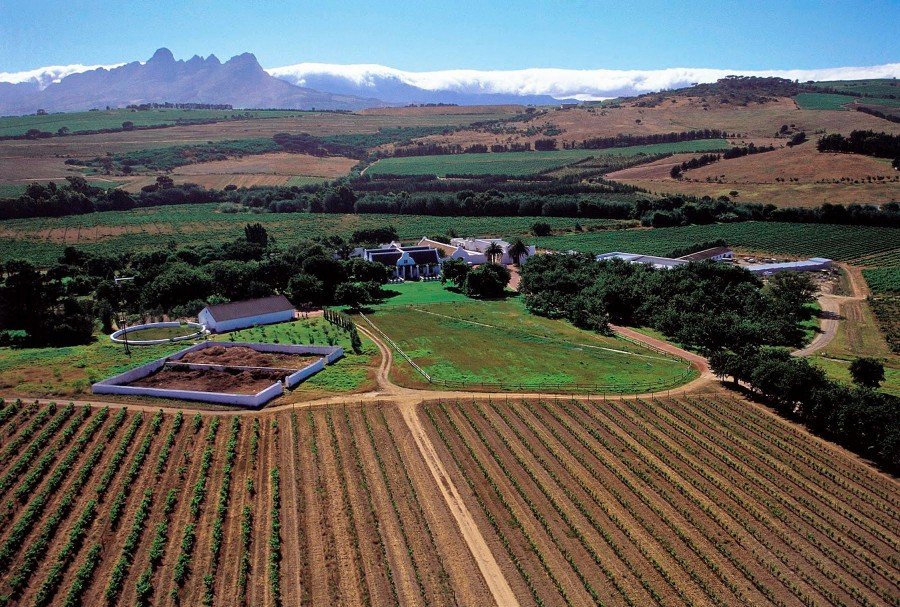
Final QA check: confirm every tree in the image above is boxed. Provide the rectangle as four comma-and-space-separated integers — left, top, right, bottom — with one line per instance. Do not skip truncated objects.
464, 264, 510, 299
244, 223, 268, 247
441, 258, 470, 287
334, 282, 370, 311
507, 238, 529, 266
531, 222, 552, 237
484, 242, 504, 264
286, 274, 325, 307
322, 186, 356, 213
122, 121, 135, 131
850, 357, 885, 389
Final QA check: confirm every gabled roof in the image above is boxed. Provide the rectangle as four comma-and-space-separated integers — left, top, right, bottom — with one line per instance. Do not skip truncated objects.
203, 295, 294, 322
369, 250, 402, 265
408, 249, 440, 264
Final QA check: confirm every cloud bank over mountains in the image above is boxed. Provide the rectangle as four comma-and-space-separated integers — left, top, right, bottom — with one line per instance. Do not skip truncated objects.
267, 63, 900, 101
3, 59, 898, 100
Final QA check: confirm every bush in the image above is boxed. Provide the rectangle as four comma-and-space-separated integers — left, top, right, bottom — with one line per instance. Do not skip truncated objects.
464, 264, 511, 298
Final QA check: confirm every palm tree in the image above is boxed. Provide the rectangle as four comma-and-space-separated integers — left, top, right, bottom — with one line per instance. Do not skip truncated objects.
484, 242, 504, 265
508, 238, 529, 266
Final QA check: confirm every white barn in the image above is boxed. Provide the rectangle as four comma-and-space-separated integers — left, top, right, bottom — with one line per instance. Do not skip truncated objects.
198, 295, 296, 333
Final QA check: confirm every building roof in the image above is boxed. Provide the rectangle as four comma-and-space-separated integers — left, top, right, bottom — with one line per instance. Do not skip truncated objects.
418, 238, 456, 256
369, 251, 402, 265
677, 246, 732, 262
408, 249, 440, 264
203, 295, 294, 322
596, 252, 687, 268
745, 258, 833, 273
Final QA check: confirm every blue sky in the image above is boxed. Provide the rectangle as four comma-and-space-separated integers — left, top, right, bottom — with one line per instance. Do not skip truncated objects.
1, 0, 897, 71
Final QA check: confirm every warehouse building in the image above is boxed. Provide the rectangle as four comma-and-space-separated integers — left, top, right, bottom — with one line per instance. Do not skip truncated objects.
745, 257, 833, 275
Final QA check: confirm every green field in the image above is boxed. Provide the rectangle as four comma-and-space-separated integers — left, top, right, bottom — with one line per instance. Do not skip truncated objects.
862, 267, 900, 293
0, 206, 626, 266
366, 139, 731, 176
368, 297, 694, 392
0, 108, 304, 137
813, 79, 900, 98
535, 222, 900, 264
372, 281, 473, 307
809, 355, 900, 397
794, 92, 900, 110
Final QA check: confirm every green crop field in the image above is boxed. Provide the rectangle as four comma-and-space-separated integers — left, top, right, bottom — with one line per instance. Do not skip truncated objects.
367, 297, 694, 392
862, 267, 900, 293
535, 222, 900, 264
0, 108, 304, 137
0, 205, 626, 266
372, 281, 473, 307
795, 92, 900, 110
813, 78, 900, 98
366, 139, 731, 176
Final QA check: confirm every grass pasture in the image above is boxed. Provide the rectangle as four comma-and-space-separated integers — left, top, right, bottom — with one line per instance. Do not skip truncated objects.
368, 297, 694, 392
366, 139, 731, 176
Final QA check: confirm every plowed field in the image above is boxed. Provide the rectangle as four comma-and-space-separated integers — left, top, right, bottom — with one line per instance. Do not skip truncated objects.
0, 394, 895, 606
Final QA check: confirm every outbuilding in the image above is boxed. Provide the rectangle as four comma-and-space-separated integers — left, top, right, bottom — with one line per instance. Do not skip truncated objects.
198, 295, 296, 333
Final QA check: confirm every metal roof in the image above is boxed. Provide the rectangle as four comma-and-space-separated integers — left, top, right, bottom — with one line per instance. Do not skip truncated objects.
203, 295, 294, 322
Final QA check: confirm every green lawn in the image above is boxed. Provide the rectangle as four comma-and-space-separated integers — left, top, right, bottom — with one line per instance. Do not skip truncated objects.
367, 297, 695, 392
809, 355, 900, 397
372, 281, 472, 307
366, 139, 730, 176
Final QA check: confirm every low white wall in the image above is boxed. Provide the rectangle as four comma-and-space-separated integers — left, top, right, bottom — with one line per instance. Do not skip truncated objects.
92, 381, 283, 407
285, 359, 326, 388
209, 310, 295, 333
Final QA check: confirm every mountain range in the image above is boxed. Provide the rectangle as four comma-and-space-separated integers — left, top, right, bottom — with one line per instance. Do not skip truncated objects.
1, 48, 899, 115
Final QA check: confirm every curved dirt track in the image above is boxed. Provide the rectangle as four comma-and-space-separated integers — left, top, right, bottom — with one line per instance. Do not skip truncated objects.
793, 263, 868, 358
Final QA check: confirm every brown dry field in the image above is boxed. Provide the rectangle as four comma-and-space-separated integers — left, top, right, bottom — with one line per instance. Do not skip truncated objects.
397, 96, 900, 152
0, 108, 520, 187
607, 144, 900, 206
173, 152, 356, 177
0, 394, 896, 606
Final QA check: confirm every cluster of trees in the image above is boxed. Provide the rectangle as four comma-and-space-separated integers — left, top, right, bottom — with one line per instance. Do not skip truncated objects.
581, 130, 727, 150
711, 349, 898, 471
519, 254, 817, 352
817, 130, 900, 159
441, 259, 511, 299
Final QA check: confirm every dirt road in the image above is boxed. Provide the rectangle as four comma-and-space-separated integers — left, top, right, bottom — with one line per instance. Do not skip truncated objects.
793, 263, 868, 358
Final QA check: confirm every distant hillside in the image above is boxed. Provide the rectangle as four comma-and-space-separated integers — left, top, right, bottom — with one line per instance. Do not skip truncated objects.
0, 49, 387, 115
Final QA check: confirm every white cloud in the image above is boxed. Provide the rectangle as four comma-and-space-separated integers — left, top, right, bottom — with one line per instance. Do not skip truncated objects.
267, 62, 900, 100
2, 59, 898, 99
0, 64, 125, 89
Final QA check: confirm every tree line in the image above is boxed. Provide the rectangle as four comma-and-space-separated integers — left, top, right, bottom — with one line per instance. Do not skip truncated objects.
817, 130, 900, 159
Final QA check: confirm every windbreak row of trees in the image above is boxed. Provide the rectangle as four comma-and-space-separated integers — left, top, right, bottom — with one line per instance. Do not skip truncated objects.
711, 348, 899, 471
817, 130, 900, 159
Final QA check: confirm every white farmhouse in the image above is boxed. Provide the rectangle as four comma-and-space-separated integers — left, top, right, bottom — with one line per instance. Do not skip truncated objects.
198, 295, 296, 333
447, 237, 536, 265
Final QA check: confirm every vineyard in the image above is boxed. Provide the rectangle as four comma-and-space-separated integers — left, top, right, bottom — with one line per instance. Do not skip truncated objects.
0, 206, 625, 267
535, 221, 900, 265
0, 393, 895, 606
366, 140, 730, 176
